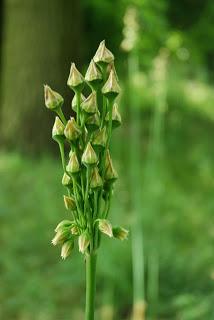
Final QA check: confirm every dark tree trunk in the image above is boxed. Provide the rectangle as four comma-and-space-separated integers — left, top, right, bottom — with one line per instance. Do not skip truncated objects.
0, 0, 83, 153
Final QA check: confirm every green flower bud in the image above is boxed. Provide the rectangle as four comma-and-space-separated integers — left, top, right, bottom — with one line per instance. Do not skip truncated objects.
85, 59, 102, 88
78, 231, 90, 253
82, 142, 98, 166
71, 93, 86, 112
52, 117, 65, 142
63, 195, 76, 210
66, 151, 80, 174
62, 172, 72, 186
55, 220, 73, 233
107, 61, 119, 81
61, 239, 74, 260
102, 69, 121, 100
81, 91, 98, 114
92, 127, 107, 149
105, 103, 121, 128
44, 85, 64, 110
98, 219, 113, 238
113, 227, 129, 240
105, 149, 112, 168
90, 167, 103, 189
67, 63, 84, 91
105, 157, 118, 182
64, 118, 81, 141
85, 112, 101, 132
94, 40, 114, 65
51, 228, 70, 246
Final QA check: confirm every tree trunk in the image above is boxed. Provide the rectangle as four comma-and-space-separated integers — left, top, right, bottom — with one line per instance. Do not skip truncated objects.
0, 0, 83, 153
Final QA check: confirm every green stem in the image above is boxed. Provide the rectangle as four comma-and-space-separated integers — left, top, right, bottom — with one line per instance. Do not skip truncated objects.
58, 141, 65, 171
56, 108, 67, 124
76, 91, 81, 125
85, 253, 97, 320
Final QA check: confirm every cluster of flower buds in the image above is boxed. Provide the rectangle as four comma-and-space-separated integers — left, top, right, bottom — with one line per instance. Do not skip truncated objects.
44, 40, 128, 260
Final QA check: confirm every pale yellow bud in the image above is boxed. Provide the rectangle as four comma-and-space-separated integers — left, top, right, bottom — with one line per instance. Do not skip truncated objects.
61, 239, 74, 259
98, 219, 113, 237
67, 63, 84, 90
44, 85, 64, 110
82, 142, 98, 166
78, 232, 90, 253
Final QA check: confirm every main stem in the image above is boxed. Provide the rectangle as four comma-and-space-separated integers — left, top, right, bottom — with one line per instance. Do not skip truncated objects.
85, 253, 97, 320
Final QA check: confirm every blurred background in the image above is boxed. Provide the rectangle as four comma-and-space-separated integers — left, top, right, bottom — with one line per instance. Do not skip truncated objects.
0, 0, 214, 319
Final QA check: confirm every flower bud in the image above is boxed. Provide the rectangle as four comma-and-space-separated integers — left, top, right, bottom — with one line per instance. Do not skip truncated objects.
44, 85, 64, 110
67, 63, 84, 91
105, 149, 112, 168
105, 158, 118, 182
52, 116, 65, 142
66, 151, 80, 174
71, 93, 86, 112
98, 219, 113, 237
90, 167, 103, 189
82, 142, 98, 166
92, 127, 107, 149
102, 69, 121, 100
105, 103, 122, 128
62, 172, 72, 186
85, 60, 102, 88
55, 220, 73, 233
51, 229, 70, 246
63, 195, 76, 210
94, 40, 114, 65
61, 239, 74, 259
64, 118, 81, 141
85, 112, 100, 132
113, 227, 129, 240
78, 231, 90, 253
81, 91, 98, 114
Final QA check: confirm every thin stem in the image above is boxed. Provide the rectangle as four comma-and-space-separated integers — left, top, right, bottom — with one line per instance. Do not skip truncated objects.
76, 91, 81, 125
85, 253, 97, 320
58, 141, 66, 171
56, 108, 67, 124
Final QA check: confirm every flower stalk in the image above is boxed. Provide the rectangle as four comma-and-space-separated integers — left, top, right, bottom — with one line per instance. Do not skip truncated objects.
44, 40, 127, 320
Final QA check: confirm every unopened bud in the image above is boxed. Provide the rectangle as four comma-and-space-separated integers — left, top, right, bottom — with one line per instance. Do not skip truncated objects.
85, 112, 101, 132
67, 63, 84, 91
51, 229, 70, 246
105, 158, 118, 182
63, 195, 76, 210
44, 85, 64, 110
93, 127, 107, 149
102, 69, 121, 100
94, 40, 114, 65
64, 118, 81, 141
62, 172, 72, 186
98, 219, 113, 237
90, 167, 103, 189
78, 232, 90, 253
81, 91, 98, 114
66, 152, 80, 174
71, 93, 86, 112
113, 227, 129, 240
55, 220, 73, 233
82, 142, 98, 166
52, 116, 65, 141
85, 59, 102, 84
61, 239, 74, 259
105, 149, 112, 168
105, 103, 121, 128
